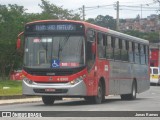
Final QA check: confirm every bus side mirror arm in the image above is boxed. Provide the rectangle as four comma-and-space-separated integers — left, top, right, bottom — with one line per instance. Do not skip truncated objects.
16, 32, 24, 50
92, 42, 96, 54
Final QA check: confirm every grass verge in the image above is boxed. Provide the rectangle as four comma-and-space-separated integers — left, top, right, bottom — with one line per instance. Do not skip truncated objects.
0, 80, 22, 96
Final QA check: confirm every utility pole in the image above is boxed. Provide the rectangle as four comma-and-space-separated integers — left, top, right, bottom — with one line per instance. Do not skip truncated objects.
82, 5, 85, 21
116, 1, 120, 31
158, 1, 160, 68
141, 4, 142, 19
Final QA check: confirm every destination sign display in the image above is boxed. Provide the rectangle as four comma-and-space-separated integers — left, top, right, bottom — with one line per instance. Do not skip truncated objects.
25, 23, 84, 33
35, 24, 76, 31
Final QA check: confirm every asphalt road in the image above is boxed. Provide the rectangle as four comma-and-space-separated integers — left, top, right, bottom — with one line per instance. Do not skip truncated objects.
0, 85, 160, 120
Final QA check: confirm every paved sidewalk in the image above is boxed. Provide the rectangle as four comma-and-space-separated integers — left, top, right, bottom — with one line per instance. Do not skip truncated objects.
0, 97, 41, 105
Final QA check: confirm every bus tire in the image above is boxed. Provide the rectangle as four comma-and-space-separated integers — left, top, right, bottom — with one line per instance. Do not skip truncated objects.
93, 81, 103, 104
42, 96, 55, 105
121, 80, 137, 100
84, 96, 93, 103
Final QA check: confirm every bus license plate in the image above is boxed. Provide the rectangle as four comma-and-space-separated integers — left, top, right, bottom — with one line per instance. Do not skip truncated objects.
45, 88, 55, 92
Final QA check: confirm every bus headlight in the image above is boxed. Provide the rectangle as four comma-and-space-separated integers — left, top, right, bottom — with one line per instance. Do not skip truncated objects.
23, 78, 33, 85
70, 75, 86, 85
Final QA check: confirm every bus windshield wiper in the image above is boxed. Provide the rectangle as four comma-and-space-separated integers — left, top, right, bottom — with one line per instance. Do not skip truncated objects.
57, 35, 70, 59
40, 38, 48, 62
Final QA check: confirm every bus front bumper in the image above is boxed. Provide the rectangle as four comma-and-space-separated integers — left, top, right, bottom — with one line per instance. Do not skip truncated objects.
22, 79, 87, 96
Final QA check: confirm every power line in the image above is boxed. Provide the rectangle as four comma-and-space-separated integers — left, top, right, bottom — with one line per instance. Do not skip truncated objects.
120, 5, 159, 9
78, 2, 160, 19
121, 8, 157, 11
83, 3, 159, 12
85, 4, 113, 9
85, 7, 113, 11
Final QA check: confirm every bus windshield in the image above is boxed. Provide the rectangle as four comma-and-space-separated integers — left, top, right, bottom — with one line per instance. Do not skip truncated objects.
24, 35, 85, 68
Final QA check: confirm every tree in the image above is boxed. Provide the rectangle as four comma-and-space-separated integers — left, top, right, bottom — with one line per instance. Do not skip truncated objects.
39, 0, 81, 20
0, 4, 25, 80
136, 14, 140, 21
86, 15, 116, 30
123, 30, 159, 42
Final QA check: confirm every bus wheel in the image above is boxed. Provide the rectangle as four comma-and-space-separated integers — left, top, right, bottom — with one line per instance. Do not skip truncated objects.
42, 96, 55, 105
93, 81, 103, 104
84, 96, 93, 103
121, 81, 137, 100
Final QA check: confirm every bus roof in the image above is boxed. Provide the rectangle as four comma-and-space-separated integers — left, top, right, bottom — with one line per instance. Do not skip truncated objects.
108, 29, 149, 45
26, 20, 149, 45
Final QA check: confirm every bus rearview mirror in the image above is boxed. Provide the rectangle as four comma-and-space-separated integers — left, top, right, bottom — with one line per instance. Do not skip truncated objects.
16, 32, 24, 50
87, 30, 95, 42
16, 38, 21, 49
92, 43, 96, 54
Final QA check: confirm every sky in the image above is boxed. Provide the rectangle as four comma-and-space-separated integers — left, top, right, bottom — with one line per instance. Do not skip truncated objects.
0, 0, 160, 19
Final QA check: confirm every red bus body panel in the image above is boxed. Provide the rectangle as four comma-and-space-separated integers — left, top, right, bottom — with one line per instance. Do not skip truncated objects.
150, 49, 159, 67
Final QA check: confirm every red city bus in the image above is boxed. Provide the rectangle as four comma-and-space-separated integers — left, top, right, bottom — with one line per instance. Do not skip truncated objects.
17, 20, 150, 105
150, 48, 159, 67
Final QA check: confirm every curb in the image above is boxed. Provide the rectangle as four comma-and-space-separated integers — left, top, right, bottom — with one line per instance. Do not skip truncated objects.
0, 95, 41, 105
0, 97, 41, 105
0, 95, 38, 100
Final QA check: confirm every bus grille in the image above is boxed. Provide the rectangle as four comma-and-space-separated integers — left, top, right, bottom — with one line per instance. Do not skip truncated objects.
23, 66, 85, 76
28, 71, 73, 76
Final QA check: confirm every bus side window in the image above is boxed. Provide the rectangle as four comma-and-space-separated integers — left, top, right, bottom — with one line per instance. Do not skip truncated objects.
145, 46, 149, 65
86, 30, 96, 70
98, 33, 105, 58
140, 44, 145, 64
106, 36, 114, 59
114, 38, 121, 60
135, 43, 140, 64
121, 40, 128, 61
129, 42, 134, 63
